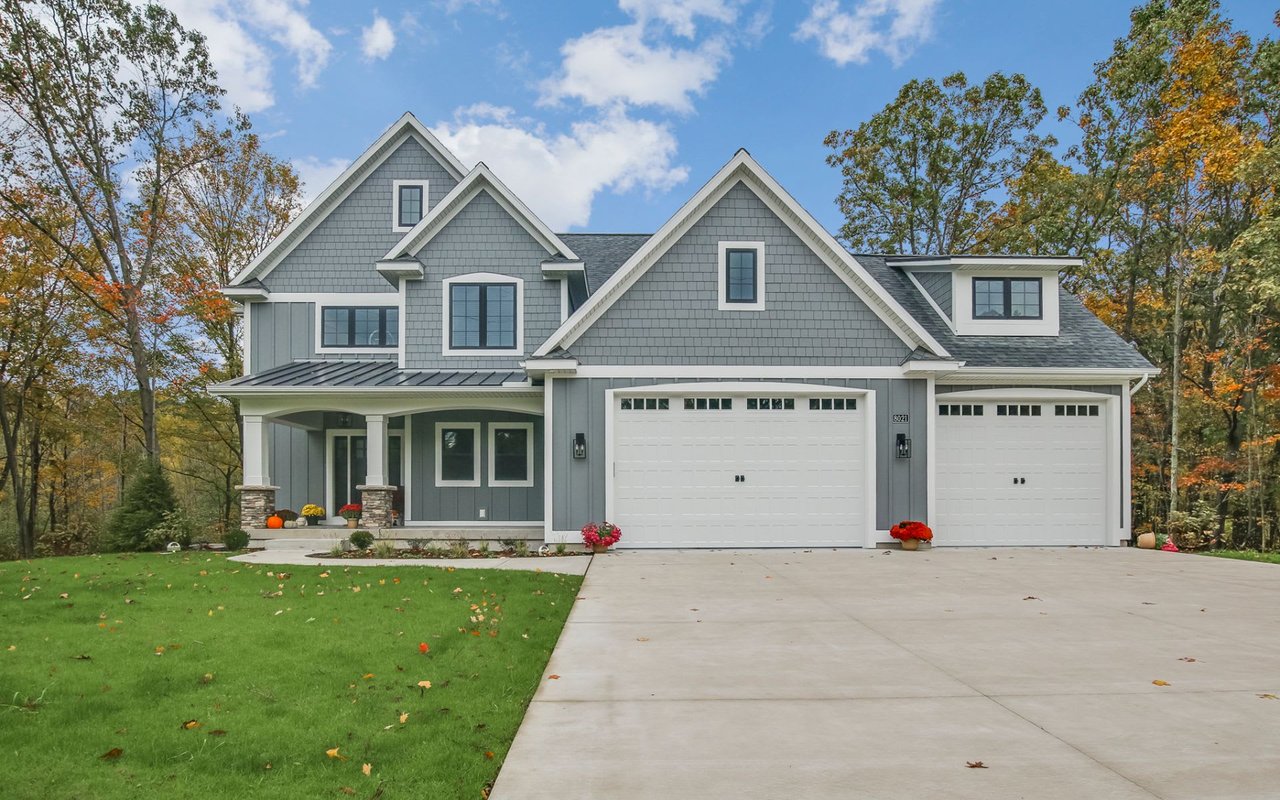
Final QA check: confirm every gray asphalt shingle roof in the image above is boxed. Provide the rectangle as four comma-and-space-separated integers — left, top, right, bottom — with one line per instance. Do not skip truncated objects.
557, 233, 651, 292
219, 360, 524, 389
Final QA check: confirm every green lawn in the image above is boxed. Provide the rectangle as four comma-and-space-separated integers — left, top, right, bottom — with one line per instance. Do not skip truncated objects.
0, 553, 580, 799
1199, 550, 1280, 564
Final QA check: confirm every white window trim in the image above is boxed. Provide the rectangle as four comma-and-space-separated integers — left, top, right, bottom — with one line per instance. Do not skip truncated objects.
441, 272, 524, 357
312, 294, 405, 356
953, 268, 1059, 336
435, 422, 481, 487
717, 241, 765, 311
392, 180, 429, 232
488, 422, 534, 488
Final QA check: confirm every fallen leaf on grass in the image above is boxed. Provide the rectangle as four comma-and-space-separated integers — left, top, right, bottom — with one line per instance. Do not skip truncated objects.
417, 680, 432, 689
419, 642, 429, 654
100, 748, 123, 761
1152, 680, 1171, 686
339, 788, 356, 796
6, 645, 14, 651
362, 763, 372, 776
319, 572, 330, 579
326, 747, 348, 761
181, 719, 201, 730
58, 593, 69, 599
200, 673, 214, 684
484, 751, 494, 760
73, 654, 92, 661
399, 712, 409, 724
966, 761, 987, 769
208, 729, 227, 737
362, 673, 375, 680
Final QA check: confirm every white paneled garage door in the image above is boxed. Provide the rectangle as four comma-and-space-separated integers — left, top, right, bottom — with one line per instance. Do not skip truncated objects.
610, 389, 870, 548
935, 399, 1109, 546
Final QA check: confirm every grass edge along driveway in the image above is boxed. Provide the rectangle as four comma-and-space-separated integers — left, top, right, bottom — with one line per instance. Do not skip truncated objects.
0, 553, 580, 800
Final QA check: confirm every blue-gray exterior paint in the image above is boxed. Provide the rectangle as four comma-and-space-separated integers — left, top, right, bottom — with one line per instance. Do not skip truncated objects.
549, 376, 926, 533
915, 272, 952, 318
402, 189, 562, 370
565, 183, 913, 366
250, 302, 395, 372
264, 137, 458, 293
409, 410, 543, 522
269, 423, 325, 514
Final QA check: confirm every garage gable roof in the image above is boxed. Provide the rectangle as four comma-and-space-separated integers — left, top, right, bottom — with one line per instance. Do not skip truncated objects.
533, 151, 950, 359
229, 112, 467, 287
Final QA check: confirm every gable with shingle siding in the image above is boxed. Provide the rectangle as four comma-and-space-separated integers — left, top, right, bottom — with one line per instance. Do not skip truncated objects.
565, 182, 913, 366
265, 138, 460, 293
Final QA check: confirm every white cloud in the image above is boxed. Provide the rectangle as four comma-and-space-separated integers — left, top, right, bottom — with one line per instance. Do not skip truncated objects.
795, 0, 938, 66
617, 0, 739, 37
433, 106, 688, 229
157, 0, 332, 112
360, 12, 396, 61
540, 25, 729, 113
292, 155, 351, 206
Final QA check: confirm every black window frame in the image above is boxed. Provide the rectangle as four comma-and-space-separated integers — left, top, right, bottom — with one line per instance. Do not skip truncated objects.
438, 425, 477, 483
448, 282, 518, 350
320, 306, 399, 348
491, 425, 531, 484
972, 277, 1043, 320
397, 184, 424, 228
724, 248, 759, 305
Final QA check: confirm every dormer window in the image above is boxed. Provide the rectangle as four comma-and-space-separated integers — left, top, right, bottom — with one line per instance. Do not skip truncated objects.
392, 180, 428, 231
973, 277, 1041, 320
717, 241, 765, 311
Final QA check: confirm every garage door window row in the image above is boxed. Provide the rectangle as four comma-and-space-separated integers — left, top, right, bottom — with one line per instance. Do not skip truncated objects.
746, 397, 796, 411
1055, 404, 1100, 417
620, 397, 669, 411
938, 404, 983, 416
809, 397, 857, 411
996, 404, 1042, 417
684, 397, 733, 410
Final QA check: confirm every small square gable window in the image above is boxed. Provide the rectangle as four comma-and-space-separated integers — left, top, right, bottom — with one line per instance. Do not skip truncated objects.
393, 180, 428, 231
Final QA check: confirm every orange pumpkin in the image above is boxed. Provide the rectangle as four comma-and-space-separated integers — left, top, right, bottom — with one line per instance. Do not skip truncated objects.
265, 515, 284, 529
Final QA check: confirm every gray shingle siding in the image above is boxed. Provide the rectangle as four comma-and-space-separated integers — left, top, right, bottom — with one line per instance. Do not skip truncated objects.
915, 272, 952, 317
403, 189, 561, 370
264, 137, 458, 293
550, 376, 927, 532
566, 183, 913, 366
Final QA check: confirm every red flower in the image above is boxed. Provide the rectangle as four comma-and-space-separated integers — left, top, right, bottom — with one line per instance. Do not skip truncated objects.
889, 520, 933, 541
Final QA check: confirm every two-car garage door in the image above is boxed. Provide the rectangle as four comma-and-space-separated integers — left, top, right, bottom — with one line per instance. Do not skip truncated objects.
935, 399, 1111, 546
610, 389, 869, 548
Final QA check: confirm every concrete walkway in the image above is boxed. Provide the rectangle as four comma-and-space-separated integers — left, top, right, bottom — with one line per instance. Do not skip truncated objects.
228, 542, 591, 575
491, 548, 1280, 800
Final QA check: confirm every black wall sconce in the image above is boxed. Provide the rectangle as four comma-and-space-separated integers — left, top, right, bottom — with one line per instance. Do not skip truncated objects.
896, 433, 912, 459
337, 413, 352, 428
573, 432, 587, 459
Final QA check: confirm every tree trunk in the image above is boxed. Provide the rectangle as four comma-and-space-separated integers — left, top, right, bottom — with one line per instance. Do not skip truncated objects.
1168, 274, 1183, 520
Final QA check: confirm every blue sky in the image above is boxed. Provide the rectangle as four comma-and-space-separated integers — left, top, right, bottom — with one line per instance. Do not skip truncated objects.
161, 0, 1275, 233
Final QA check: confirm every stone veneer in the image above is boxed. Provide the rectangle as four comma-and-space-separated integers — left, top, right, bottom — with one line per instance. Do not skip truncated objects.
237, 485, 278, 529
357, 485, 397, 529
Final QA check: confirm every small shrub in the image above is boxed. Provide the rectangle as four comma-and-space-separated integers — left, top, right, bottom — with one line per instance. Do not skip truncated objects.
105, 460, 178, 551
447, 537, 470, 559
477, 542, 490, 555
143, 509, 194, 550
349, 530, 374, 550
223, 529, 250, 551
36, 520, 100, 557
555, 542, 566, 555
514, 540, 530, 557
424, 546, 448, 558
407, 538, 429, 550
328, 544, 346, 558
372, 540, 398, 558
498, 538, 519, 551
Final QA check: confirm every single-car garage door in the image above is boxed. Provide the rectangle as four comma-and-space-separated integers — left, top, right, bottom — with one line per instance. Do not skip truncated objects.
610, 389, 870, 548
935, 399, 1109, 546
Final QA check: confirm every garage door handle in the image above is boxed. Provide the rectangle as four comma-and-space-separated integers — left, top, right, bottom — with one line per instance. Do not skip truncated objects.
1012, 477, 1026, 485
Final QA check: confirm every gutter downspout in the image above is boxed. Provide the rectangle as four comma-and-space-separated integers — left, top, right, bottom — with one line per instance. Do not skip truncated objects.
1129, 373, 1151, 396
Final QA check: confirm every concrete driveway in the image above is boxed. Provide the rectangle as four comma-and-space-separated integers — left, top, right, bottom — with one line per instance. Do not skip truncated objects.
491, 548, 1280, 800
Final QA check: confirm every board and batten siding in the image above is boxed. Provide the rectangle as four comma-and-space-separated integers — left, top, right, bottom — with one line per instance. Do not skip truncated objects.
402, 189, 563, 371
268, 424, 325, 514
264, 137, 459, 293
565, 182, 913, 366
250, 302, 397, 372
409, 410, 543, 523
550, 377, 927, 533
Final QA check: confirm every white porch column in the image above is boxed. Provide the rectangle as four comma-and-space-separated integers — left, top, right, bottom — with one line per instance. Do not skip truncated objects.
364, 414, 388, 487
242, 415, 271, 486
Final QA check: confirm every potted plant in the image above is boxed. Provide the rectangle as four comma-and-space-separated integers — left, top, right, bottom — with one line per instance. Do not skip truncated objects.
339, 503, 362, 528
581, 521, 622, 554
889, 520, 933, 551
300, 504, 326, 526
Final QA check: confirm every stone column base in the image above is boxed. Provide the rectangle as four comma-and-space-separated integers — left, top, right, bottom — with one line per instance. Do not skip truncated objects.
357, 485, 397, 529
236, 485, 279, 529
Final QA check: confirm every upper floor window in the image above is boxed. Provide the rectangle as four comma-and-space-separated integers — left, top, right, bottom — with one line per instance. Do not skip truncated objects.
321, 306, 398, 348
717, 241, 765, 311
392, 180, 428, 231
973, 277, 1042, 320
450, 283, 517, 350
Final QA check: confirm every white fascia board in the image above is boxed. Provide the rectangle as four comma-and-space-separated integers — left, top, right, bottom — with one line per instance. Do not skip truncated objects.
521, 358, 579, 376
209, 384, 544, 398
902, 360, 966, 374
220, 286, 268, 302
375, 260, 424, 280
892, 256, 1083, 269
230, 113, 466, 286
570, 365, 908, 379
938, 366, 1158, 384
540, 261, 585, 279
533, 151, 950, 359
383, 164, 578, 262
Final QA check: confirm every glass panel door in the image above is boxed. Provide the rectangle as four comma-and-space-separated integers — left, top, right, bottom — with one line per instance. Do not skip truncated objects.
332, 434, 367, 510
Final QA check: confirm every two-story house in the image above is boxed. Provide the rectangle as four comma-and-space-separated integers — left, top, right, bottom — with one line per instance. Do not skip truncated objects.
214, 112, 1155, 548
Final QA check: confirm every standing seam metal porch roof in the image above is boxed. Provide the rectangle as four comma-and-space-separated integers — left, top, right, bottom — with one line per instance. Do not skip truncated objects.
215, 360, 525, 390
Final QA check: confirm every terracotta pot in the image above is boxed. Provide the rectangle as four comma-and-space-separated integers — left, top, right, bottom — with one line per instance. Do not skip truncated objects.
592, 543, 610, 554
346, 518, 358, 529
1136, 532, 1156, 549
900, 539, 920, 551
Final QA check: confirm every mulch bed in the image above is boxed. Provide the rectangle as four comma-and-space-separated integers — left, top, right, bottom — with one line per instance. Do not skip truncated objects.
308, 546, 590, 560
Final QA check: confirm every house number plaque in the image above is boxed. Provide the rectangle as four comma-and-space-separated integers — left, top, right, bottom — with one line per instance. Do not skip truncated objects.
892, 413, 910, 424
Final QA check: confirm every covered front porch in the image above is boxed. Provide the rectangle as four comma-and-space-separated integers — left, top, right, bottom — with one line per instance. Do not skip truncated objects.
215, 361, 545, 534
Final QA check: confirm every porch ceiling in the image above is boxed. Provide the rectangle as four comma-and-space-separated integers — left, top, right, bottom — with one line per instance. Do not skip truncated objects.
215, 360, 527, 392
